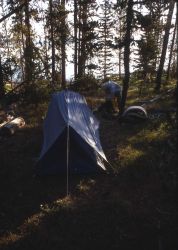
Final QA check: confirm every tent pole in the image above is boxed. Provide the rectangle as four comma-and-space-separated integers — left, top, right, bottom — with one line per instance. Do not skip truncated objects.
66, 124, 69, 196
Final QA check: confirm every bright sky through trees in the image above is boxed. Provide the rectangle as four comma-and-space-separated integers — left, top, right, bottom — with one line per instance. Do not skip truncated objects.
0, 0, 177, 81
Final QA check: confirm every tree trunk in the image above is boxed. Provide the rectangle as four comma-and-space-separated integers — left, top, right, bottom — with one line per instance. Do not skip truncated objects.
0, 55, 5, 99
20, 12, 25, 81
118, 9, 123, 79
166, 17, 177, 81
49, 0, 56, 86
41, 5, 50, 81
61, 0, 66, 89
44, 27, 50, 80
74, 0, 78, 80
78, 2, 87, 78
103, 3, 107, 79
176, 0, 178, 195
104, 28, 107, 79
120, 0, 133, 115
24, 0, 33, 84
1, 2, 12, 83
77, 3, 82, 78
155, 0, 175, 92
61, 0, 66, 88
118, 49, 122, 79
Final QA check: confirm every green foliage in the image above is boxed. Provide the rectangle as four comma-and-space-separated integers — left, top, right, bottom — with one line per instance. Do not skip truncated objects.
72, 74, 98, 92
139, 36, 158, 64
97, 0, 115, 78
2, 57, 18, 81
21, 80, 53, 105
135, 34, 158, 77
4, 83, 13, 93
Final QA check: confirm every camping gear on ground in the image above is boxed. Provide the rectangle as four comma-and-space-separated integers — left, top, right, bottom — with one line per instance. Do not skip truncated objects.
36, 90, 108, 177
0, 117, 25, 136
122, 106, 148, 123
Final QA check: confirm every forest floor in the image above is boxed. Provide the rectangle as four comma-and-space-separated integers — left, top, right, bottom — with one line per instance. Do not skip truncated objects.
0, 84, 177, 250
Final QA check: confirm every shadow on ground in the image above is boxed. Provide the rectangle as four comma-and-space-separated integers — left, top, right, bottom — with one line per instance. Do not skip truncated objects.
0, 119, 177, 250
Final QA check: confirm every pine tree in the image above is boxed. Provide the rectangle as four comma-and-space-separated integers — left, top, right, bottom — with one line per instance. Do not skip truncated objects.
45, 0, 69, 88
24, 0, 33, 83
61, 0, 66, 88
7, 0, 37, 84
98, 0, 114, 79
166, 16, 177, 81
48, 0, 56, 86
134, 6, 161, 83
73, 0, 98, 79
120, 0, 134, 115
155, 0, 175, 91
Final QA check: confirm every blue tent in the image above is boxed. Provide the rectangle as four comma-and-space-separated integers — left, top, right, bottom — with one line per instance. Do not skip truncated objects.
36, 90, 107, 175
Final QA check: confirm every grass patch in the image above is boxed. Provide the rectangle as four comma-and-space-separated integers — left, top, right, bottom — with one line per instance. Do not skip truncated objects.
118, 145, 145, 168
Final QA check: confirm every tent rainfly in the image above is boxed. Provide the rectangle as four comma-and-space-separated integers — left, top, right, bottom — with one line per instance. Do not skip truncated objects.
36, 90, 108, 176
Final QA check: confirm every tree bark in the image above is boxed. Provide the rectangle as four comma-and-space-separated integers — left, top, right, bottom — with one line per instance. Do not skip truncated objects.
118, 9, 123, 80
166, 17, 177, 81
155, 0, 175, 91
0, 55, 5, 99
24, 0, 33, 84
77, 3, 82, 78
20, 12, 25, 81
41, 6, 50, 80
1, 2, 12, 83
49, 0, 56, 86
120, 0, 133, 115
175, 0, 178, 196
78, 2, 87, 78
61, 0, 66, 88
74, 0, 78, 80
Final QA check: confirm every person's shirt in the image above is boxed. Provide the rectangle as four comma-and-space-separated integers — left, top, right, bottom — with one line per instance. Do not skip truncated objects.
102, 81, 122, 99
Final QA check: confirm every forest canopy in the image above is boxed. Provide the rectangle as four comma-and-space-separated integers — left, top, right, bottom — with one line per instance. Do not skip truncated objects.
0, 0, 177, 112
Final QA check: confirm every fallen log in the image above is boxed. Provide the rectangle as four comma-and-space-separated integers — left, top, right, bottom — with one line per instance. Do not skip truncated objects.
0, 117, 25, 136
0, 121, 8, 129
